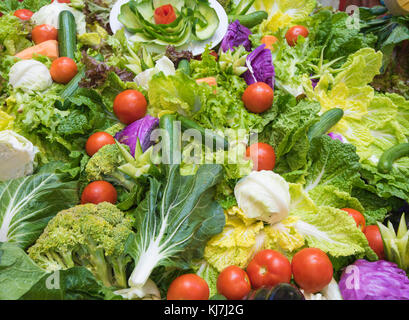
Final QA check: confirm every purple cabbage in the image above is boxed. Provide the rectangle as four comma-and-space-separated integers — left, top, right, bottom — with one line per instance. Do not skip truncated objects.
242, 44, 275, 89
339, 259, 409, 300
311, 78, 319, 89
328, 132, 345, 143
114, 115, 159, 156
220, 20, 252, 52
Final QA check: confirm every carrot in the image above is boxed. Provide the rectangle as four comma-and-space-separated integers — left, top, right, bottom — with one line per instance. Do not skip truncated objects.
261, 35, 278, 51
15, 40, 59, 61
196, 77, 217, 87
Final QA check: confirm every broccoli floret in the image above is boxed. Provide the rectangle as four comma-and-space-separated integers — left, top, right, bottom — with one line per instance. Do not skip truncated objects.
104, 123, 126, 136
85, 144, 135, 191
28, 202, 134, 289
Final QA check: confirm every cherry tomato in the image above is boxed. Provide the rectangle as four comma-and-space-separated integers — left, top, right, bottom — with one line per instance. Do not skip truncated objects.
242, 82, 274, 113
113, 90, 147, 125
14, 9, 33, 20
85, 132, 115, 157
217, 266, 251, 300
154, 4, 177, 25
50, 57, 78, 84
364, 225, 385, 260
246, 249, 292, 289
341, 208, 366, 232
31, 24, 58, 44
81, 181, 117, 205
285, 25, 309, 47
291, 248, 333, 294
167, 274, 209, 300
246, 142, 276, 171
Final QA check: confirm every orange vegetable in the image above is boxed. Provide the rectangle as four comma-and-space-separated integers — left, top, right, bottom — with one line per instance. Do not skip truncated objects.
261, 35, 278, 51
196, 77, 217, 87
15, 40, 59, 61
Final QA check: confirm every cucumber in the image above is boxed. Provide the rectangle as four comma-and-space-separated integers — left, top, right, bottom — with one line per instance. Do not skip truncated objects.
378, 143, 409, 174
178, 115, 229, 151
194, 2, 219, 41
58, 11, 77, 60
159, 114, 181, 164
177, 59, 190, 75
307, 108, 344, 141
60, 67, 85, 100
228, 11, 268, 28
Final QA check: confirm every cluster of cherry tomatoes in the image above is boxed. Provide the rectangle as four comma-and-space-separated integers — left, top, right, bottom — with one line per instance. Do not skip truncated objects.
81, 89, 148, 205
341, 208, 384, 260
167, 247, 334, 300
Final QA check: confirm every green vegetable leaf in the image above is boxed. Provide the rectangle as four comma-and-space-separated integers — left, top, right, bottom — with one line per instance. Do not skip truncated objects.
0, 242, 46, 300
0, 172, 79, 249
304, 136, 361, 193
124, 164, 225, 289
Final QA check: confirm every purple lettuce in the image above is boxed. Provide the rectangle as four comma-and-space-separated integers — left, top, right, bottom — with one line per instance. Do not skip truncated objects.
339, 259, 409, 300
114, 115, 159, 156
242, 44, 275, 89
311, 77, 319, 89
220, 20, 252, 52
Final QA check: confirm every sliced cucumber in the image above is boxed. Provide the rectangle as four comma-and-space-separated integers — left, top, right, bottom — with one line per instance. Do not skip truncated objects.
118, 3, 143, 33
194, 3, 219, 41
153, 0, 185, 12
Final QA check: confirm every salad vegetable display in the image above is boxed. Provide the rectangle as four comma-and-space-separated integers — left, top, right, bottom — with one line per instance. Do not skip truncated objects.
0, 0, 409, 301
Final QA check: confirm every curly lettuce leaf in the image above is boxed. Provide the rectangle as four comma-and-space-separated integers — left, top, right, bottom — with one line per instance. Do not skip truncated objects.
260, 93, 320, 179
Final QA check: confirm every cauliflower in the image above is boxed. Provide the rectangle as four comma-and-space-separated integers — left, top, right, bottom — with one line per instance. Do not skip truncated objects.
0, 130, 38, 181
8, 60, 52, 93
28, 202, 135, 288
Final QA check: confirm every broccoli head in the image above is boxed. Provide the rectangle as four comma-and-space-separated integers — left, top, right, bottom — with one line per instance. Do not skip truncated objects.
85, 144, 135, 191
28, 202, 134, 289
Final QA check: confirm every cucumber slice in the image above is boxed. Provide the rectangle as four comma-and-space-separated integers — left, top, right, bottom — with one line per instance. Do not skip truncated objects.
118, 3, 143, 33
194, 3, 219, 41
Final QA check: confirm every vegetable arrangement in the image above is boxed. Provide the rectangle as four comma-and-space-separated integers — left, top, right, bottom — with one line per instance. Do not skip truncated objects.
0, 0, 409, 301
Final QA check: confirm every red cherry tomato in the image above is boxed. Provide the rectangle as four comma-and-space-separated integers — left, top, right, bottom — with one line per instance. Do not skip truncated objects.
167, 274, 209, 300
31, 24, 58, 44
285, 25, 309, 46
291, 248, 333, 294
246, 249, 292, 289
14, 9, 33, 20
113, 90, 147, 125
81, 181, 117, 205
217, 266, 251, 300
50, 57, 78, 84
154, 4, 177, 25
85, 132, 115, 157
341, 208, 366, 232
246, 142, 276, 171
364, 225, 385, 260
242, 82, 274, 113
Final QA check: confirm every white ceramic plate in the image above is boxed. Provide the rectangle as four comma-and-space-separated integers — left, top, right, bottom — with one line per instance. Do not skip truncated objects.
109, 0, 229, 56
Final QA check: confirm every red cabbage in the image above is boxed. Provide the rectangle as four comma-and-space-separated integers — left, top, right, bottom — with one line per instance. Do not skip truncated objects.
242, 44, 275, 89
114, 115, 159, 156
339, 259, 409, 300
220, 20, 252, 52
328, 132, 345, 143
